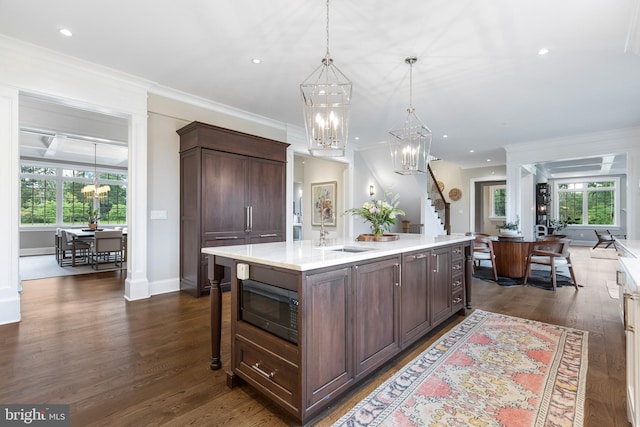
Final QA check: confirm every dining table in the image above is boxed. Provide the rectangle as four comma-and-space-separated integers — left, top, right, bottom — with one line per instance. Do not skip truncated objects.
489, 235, 536, 278
63, 228, 127, 266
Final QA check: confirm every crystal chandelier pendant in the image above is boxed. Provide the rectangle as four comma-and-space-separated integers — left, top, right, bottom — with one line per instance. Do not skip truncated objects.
300, 0, 352, 157
389, 57, 432, 175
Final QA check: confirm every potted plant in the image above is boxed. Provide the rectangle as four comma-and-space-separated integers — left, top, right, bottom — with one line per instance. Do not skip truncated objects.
548, 217, 570, 235
88, 207, 100, 230
345, 192, 405, 240
496, 216, 520, 237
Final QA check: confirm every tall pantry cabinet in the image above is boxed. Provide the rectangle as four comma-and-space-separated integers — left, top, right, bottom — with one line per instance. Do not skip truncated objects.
178, 121, 289, 297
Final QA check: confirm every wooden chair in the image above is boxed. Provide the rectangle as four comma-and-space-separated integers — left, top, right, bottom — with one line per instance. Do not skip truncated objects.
90, 230, 124, 270
471, 235, 498, 281
524, 238, 579, 291
593, 229, 615, 249
606, 230, 626, 250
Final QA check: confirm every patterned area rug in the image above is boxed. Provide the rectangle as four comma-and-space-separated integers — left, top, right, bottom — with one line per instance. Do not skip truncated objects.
332, 310, 588, 427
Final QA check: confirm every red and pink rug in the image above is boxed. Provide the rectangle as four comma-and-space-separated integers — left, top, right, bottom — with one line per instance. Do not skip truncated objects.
332, 310, 588, 426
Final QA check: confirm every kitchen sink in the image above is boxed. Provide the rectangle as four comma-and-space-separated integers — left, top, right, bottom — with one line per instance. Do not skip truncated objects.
316, 245, 374, 253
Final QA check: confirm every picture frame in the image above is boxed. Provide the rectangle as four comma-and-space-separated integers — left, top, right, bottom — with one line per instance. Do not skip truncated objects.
311, 181, 337, 226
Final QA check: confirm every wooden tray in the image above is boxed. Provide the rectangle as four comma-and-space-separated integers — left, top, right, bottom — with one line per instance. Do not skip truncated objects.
356, 234, 400, 242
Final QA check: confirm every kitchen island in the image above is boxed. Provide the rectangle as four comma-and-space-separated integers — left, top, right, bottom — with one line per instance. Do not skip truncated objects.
202, 233, 473, 423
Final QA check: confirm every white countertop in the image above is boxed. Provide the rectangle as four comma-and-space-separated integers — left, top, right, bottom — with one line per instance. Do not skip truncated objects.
201, 234, 473, 271
617, 240, 640, 293
616, 239, 640, 259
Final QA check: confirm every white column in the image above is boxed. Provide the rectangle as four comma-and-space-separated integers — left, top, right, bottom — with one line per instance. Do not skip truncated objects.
124, 112, 150, 300
0, 86, 21, 324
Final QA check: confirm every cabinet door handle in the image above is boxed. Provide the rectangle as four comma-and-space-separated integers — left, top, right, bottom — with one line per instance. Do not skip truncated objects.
259, 234, 277, 238
252, 362, 274, 379
245, 207, 251, 232
415, 253, 427, 259
215, 236, 239, 240
394, 263, 401, 287
249, 206, 253, 230
617, 270, 625, 286
432, 253, 439, 272
624, 293, 635, 333
453, 296, 463, 305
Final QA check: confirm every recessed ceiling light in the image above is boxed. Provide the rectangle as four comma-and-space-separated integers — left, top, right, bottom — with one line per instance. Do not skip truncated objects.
442, 134, 448, 139
469, 149, 475, 153
59, 28, 73, 37
537, 48, 549, 56
487, 159, 492, 162
354, 136, 359, 140
251, 58, 262, 64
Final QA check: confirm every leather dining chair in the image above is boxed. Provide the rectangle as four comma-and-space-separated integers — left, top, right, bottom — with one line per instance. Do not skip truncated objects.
523, 238, 579, 291
471, 235, 498, 281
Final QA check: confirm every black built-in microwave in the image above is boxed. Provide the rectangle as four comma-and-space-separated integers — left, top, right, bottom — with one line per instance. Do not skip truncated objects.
239, 279, 298, 344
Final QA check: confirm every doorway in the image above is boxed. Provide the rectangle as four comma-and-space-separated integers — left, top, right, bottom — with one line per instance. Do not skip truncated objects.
471, 178, 507, 234
18, 93, 129, 280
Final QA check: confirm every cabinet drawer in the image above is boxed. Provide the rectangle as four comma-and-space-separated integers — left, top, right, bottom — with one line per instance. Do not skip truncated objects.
451, 275, 464, 293
451, 258, 463, 274
451, 245, 464, 260
235, 337, 299, 408
452, 290, 464, 308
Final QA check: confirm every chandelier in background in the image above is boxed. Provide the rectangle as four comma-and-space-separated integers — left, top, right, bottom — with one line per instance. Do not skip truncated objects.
81, 143, 110, 200
389, 56, 432, 175
300, 0, 352, 157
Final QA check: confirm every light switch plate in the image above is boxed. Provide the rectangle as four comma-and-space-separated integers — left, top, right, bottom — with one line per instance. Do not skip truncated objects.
237, 263, 249, 280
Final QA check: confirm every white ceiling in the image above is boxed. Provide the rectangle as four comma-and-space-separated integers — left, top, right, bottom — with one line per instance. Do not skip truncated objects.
2, 0, 639, 174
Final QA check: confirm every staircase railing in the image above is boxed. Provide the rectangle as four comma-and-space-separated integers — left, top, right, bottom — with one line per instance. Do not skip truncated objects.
427, 163, 451, 234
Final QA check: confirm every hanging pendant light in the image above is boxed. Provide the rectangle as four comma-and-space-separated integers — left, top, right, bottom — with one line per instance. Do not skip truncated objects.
300, 0, 352, 157
389, 57, 432, 175
81, 143, 110, 200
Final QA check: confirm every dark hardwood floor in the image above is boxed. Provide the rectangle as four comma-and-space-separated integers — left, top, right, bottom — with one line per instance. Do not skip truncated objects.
1, 246, 628, 426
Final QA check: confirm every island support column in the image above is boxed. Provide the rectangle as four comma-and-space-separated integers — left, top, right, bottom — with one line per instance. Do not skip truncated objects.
208, 255, 225, 370
465, 244, 472, 309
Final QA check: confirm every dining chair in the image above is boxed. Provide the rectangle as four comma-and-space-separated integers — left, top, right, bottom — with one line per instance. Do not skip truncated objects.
58, 230, 90, 266
523, 238, 579, 291
471, 235, 498, 281
90, 230, 124, 270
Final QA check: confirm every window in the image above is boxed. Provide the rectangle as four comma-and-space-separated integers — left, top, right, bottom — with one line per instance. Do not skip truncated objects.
555, 177, 619, 226
490, 185, 506, 218
20, 163, 127, 227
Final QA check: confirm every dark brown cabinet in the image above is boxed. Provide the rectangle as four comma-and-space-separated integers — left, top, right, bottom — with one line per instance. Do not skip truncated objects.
353, 257, 401, 377
178, 121, 288, 297
400, 250, 431, 347
431, 244, 465, 325
303, 267, 353, 410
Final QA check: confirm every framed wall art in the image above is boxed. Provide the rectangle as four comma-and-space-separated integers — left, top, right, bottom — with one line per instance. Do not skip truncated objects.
311, 181, 337, 226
